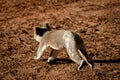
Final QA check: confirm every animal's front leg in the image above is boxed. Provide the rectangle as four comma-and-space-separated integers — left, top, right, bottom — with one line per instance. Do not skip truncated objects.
47, 50, 59, 63
34, 43, 47, 60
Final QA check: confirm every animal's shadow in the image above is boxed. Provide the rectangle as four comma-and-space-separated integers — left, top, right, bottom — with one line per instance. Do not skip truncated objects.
92, 59, 120, 63
43, 58, 120, 64
43, 58, 74, 64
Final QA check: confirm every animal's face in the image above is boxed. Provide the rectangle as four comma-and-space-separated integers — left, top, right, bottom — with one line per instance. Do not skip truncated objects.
34, 23, 51, 42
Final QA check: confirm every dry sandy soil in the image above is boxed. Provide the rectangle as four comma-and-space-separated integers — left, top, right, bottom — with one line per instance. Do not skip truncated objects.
0, 0, 120, 80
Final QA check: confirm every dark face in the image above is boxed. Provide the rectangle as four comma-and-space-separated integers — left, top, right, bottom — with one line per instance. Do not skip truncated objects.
35, 23, 51, 36
35, 27, 51, 36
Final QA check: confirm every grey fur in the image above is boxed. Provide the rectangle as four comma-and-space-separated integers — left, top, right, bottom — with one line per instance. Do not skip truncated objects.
34, 24, 94, 70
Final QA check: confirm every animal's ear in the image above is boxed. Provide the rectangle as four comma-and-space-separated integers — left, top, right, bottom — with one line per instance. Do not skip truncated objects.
43, 23, 51, 30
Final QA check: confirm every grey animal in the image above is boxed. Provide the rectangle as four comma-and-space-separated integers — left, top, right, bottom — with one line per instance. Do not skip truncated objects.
34, 23, 93, 70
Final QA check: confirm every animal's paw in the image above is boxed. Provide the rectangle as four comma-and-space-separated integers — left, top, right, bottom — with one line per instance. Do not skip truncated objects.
34, 56, 39, 60
77, 60, 85, 71
77, 65, 83, 71
46, 57, 55, 64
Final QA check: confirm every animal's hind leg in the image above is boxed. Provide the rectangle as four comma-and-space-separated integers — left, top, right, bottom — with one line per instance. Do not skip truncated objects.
78, 44, 94, 70
66, 47, 85, 70
47, 49, 58, 63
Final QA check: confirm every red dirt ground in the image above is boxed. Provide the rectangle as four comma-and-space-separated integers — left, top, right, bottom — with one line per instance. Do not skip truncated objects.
0, 0, 120, 80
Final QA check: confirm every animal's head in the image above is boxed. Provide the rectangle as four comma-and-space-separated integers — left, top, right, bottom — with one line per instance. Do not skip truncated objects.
34, 23, 51, 42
